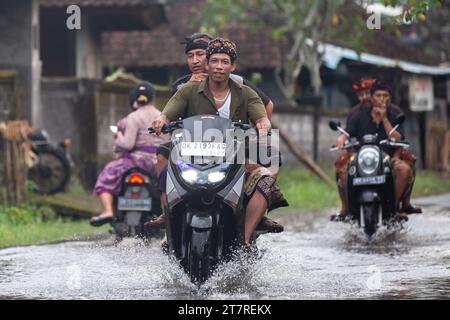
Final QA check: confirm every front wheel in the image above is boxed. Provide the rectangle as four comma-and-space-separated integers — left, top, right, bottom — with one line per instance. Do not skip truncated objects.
187, 229, 213, 284
362, 203, 379, 237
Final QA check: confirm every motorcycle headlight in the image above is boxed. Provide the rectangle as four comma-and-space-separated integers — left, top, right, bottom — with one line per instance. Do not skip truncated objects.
208, 171, 226, 183
358, 147, 380, 175
181, 169, 199, 184
177, 161, 230, 186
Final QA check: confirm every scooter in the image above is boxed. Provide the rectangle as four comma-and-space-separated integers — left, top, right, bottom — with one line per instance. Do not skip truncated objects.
329, 114, 409, 237
107, 125, 163, 241
149, 115, 270, 284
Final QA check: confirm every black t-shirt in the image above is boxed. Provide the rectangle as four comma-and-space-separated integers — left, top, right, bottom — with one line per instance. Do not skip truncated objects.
171, 73, 271, 106
345, 108, 405, 143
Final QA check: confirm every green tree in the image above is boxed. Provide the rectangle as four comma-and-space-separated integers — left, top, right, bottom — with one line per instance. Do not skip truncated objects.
200, 0, 443, 106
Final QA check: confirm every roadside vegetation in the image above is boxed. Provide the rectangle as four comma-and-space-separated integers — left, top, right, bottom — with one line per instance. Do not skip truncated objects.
1, 169, 448, 248
278, 167, 450, 211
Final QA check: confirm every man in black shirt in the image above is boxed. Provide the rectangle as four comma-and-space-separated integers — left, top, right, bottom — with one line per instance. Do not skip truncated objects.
334, 81, 418, 220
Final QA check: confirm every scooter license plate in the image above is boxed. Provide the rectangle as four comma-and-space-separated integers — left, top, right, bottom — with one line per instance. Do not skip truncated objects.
118, 197, 152, 211
180, 142, 227, 157
353, 175, 386, 186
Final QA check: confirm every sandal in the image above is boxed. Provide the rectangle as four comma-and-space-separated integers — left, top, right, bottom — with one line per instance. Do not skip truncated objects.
256, 216, 284, 233
330, 213, 347, 222
90, 215, 113, 227
400, 205, 422, 214
144, 214, 166, 229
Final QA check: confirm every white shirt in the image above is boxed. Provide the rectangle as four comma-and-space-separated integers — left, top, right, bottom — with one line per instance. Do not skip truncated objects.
217, 92, 231, 119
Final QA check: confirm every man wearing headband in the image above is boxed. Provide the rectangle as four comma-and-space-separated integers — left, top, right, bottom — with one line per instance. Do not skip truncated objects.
332, 78, 421, 221
333, 80, 420, 221
151, 38, 288, 248
348, 78, 402, 122
172, 33, 274, 118
332, 78, 377, 220
151, 33, 282, 233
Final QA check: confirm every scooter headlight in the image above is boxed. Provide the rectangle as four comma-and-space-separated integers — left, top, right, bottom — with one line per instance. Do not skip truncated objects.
358, 147, 380, 175
177, 161, 230, 186
181, 169, 199, 184
207, 171, 226, 184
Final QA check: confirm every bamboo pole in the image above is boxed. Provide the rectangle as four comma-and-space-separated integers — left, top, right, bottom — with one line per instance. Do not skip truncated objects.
271, 121, 334, 186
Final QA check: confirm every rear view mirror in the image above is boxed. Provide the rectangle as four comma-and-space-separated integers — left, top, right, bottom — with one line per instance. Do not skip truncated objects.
329, 120, 341, 131
393, 114, 405, 126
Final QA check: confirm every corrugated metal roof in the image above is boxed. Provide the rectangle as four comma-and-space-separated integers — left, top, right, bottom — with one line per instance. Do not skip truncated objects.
320, 42, 450, 75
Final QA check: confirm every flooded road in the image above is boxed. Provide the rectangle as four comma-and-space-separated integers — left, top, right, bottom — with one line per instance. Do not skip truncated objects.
0, 205, 449, 299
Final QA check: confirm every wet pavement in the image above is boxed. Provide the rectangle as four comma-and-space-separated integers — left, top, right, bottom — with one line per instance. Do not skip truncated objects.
0, 203, 449, 299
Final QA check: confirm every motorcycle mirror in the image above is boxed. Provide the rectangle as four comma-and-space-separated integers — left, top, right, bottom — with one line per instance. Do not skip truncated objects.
329, 119, 341, 131
392, 113, 405, 126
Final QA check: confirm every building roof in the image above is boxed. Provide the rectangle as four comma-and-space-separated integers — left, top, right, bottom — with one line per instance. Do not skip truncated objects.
321, 42, 450, 75
40, 0, 163, 7
102, 25, 186, 67
100, 0, 446, 72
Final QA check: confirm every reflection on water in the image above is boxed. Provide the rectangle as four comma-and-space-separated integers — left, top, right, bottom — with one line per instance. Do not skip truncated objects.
0, 207, 449, 299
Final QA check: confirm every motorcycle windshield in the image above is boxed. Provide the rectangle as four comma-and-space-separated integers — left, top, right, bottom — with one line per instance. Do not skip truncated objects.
171, 115, 244, 167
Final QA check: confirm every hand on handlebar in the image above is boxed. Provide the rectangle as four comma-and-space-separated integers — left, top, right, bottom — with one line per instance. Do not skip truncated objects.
255, 118, 271, 136
151, 115, 170, 135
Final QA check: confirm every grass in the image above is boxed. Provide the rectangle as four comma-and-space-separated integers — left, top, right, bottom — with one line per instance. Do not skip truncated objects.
278, 167, 450, 211
0, 220, 109, 249
278, 168, 339, 211
411, 170, 450, 197
0, 199, 108, 249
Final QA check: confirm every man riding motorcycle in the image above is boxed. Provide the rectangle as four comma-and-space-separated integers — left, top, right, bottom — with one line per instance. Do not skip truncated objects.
332, 80, 417, 222
151, 38, 288, 248
149, 33, 283, 233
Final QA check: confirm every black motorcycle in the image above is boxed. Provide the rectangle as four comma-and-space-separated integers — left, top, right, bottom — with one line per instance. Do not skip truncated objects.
149, 115, 269, 284
111, 167, 163, 241
329, 115, 409, 237
27, 129, 72, 195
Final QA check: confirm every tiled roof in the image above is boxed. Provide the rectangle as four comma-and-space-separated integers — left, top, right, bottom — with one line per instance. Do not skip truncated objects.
40, 0, 159, 7
102, 0, 283, 69
100, 0, 441, 69
102, 26, 186, 67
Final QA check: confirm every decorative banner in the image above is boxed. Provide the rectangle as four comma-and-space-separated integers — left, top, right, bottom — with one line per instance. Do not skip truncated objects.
409, 75, 434, 112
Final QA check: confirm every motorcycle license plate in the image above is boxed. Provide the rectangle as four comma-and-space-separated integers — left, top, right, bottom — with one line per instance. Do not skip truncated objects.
180, 142, 227, 157
118, 197, 152, 211
353, 175, 386, 186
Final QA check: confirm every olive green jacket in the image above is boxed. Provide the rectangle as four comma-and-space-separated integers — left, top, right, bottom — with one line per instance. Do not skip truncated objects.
161, 78, 267, 124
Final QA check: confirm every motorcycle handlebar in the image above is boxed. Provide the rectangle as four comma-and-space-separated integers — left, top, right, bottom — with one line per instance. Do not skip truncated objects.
379, 139, 410, 148
148, 121, 183, 134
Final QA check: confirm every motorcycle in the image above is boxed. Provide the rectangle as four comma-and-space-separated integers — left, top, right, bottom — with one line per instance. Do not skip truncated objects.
111, 167, 163, 241
149, 115, 269, 284
27, 129, 73, 195
107, 125, 163, 241
329, 114, 409, 237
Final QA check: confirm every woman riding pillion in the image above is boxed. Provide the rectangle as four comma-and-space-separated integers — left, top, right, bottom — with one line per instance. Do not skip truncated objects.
90, 82, 168, 226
